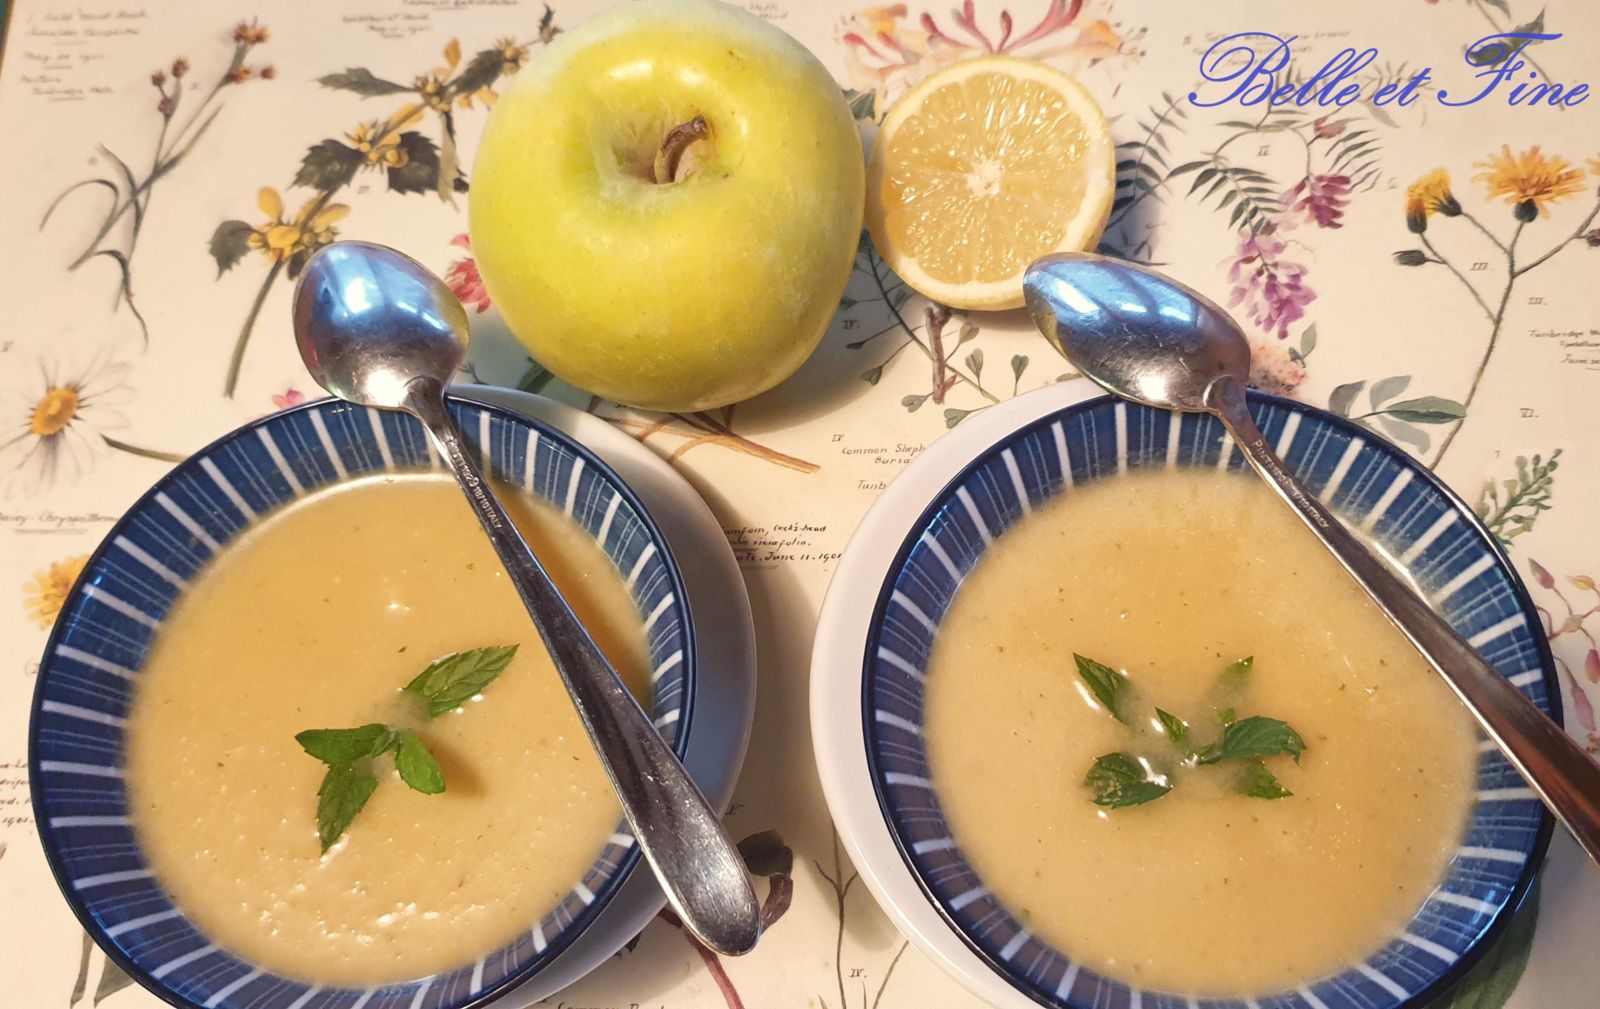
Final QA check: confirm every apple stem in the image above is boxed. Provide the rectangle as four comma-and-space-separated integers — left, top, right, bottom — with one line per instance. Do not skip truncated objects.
652, 116, 709, 184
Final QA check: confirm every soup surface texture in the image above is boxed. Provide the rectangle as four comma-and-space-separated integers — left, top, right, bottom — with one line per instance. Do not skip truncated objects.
125, 475, 651, 985
922, 467, 1478, 996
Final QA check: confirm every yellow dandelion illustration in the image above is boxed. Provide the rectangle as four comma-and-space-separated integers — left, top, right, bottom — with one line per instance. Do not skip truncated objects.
24, 555, 90, 629
1404, 169, 1462, 233
1474, 145, 1586, 220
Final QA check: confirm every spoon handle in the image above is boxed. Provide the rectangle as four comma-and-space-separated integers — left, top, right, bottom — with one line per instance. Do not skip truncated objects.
1208, 375, 1600, 866
405, 381, 762, 955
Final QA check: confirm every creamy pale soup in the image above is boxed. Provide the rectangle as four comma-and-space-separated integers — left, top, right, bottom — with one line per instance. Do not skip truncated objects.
125, 475, 651, 985
923, 467, 1478, 996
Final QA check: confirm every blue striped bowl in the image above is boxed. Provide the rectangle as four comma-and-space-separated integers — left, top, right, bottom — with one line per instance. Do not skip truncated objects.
863, 393, 1554, 1009
29, 396, 696, 1009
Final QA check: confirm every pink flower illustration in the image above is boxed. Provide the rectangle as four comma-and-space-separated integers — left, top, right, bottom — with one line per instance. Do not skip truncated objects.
1311, 116, 1346, 139
271, 388, 306, 410
445, 234, 490, 314
1284, 174, 1352, 229
1247, 337, 1307, 396
1226, 225, 1316, 340
838, 1, 1135, 113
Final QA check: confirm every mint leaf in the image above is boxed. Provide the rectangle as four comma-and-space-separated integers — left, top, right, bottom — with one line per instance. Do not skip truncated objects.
394, 730, 445, 794
1084, 752, 1170, 808
1155, 708, 1188, 748
315, 763, 378, 852
1200, 716, 1306, 764
1217, 655, 1253, 688
295, 723, 395, 765
1239, 760, 1293, 799
404, 644, 519, 718
1074, 654, 1131, 723
1216, 707, 1237, 726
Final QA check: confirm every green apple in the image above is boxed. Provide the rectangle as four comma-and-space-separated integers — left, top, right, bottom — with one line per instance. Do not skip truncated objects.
469, 0, 864, 412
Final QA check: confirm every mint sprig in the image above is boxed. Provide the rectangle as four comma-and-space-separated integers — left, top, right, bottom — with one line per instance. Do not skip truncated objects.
296, 643, 517, 851
1074, 653, 1132, 724
1196, 716, 1306, 764
404, 644, 519, 718
1085, 752, 1171, 808
315, 763, 378, 852
1072, 654, 1305, 809
394, 729, 445, 794
1238, 760, 1293, 799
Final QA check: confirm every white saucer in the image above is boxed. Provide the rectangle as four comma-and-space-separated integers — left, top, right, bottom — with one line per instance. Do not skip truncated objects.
460, 386, 757, 1006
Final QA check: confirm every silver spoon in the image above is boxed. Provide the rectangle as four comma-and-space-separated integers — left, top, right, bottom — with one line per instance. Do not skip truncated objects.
1023, 250, 1600, 867
291, 240, 762, 955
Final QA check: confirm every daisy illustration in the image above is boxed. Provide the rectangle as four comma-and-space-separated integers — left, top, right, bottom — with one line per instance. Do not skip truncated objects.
0, 352, 134, 497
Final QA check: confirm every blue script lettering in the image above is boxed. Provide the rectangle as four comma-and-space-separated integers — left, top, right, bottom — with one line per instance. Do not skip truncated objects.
1189, 34, 1383, 109
1188, 32, 1293, 107
1373, 67, 1431, 107
1438, 33, 1586, 106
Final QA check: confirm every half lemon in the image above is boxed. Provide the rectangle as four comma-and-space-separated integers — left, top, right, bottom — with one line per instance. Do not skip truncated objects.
867, 55, 1115, 311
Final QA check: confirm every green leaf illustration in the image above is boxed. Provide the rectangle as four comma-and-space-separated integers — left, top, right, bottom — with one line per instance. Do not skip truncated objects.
843, 87, 876, 121
317, 67, 413, 96
386, 132, 442, 195
294, 139, 363, 192
453, 49, 508, 96
1384, 395, 1466, 424
1378, 415, 1431, 453
209, 220, 254, 275
1369, 374, 1412, 408
1329, 380, 1365, 417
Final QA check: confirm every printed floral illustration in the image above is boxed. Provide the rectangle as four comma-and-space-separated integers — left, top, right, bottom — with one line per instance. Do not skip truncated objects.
816, 828, 909, 1009
444, 235, 491, 313
41, 20, 273, 343
837, 1, 1140, 117
23, 555, 89, 630
1530, 559, 1600, 754
67, 931, 134, 1008
847, 233, 1035, 427
0, 352, 132, 497
0, 352, 183, 497
1392, 147, 1600, 466
210, 13, 558, 398
1477, 450, 1560, 547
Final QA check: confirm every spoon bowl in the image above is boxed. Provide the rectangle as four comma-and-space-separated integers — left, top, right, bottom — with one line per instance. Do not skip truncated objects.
292, 241, 469, 408
1024, 251, 1248, 412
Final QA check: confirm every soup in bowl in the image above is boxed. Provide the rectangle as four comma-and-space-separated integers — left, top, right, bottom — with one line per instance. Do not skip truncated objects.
30, 396, 696, 1009
839, 391, 1553, 1009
